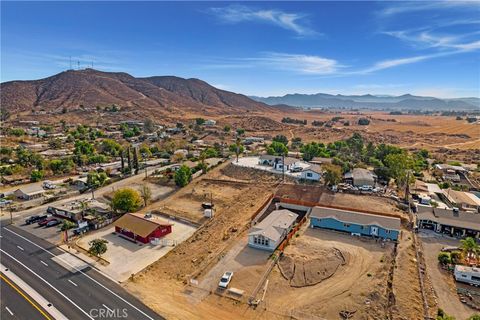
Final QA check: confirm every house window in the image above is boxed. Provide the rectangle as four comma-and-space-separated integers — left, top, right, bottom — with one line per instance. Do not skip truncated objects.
462, 274, 467, 278
472, 276, 480, 281
306, 172, 313, 177
386, 230, 391, 234
343, 223, 350, 228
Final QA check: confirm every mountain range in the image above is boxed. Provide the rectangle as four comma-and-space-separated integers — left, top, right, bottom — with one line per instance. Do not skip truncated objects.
0, 69, 274, 118
250, 93, 480, 111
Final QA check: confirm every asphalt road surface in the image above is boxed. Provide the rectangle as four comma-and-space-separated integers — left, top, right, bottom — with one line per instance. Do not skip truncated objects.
1, 273, 51, 319
0, 225, 164, 320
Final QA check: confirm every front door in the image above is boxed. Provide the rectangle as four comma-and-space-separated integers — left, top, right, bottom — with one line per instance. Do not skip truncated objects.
371, 226, 378, 236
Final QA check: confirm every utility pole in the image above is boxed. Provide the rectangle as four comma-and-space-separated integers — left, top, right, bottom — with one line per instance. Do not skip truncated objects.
282, 153, 285, 182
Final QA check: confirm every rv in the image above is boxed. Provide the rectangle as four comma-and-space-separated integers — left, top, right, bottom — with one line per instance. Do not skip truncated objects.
454, 265, 480, 286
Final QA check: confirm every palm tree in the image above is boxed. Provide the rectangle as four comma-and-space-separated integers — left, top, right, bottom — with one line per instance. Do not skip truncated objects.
460, 237, 479, 263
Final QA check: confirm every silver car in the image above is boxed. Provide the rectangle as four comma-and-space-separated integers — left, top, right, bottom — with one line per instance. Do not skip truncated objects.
218, 271, 233, 289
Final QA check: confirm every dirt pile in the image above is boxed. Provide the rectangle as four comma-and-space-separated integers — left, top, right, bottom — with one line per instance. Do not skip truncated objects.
278, 248, 347, 287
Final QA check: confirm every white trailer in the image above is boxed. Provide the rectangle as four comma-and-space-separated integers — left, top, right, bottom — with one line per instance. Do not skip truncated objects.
454, 265, 480, 286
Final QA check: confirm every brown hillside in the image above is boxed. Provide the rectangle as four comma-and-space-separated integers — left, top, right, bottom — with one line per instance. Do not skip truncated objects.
0, 69, 276, 117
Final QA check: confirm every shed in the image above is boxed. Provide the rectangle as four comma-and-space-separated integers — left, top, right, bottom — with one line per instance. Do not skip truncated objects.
310, 206, 400, 241
114, 213, 172, 244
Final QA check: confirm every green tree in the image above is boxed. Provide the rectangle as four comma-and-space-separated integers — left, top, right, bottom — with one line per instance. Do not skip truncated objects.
100, 139, 122, 156
272, 135, 289, 146
467, 315, 480, 320
460, 237, 479, 262
323, 164, 342, 186
112, 188, 142, 213
223, 125, 231, 133
384, 152, 414, 188
174, 165, 192, 187
74, 140, 94, 156
87, 171, 108, 199
88, 239, 108, 257
61, 220, 76, 232
30, 170, 44, 182
229, 139, 244, 163
195, 118, 205, 125
236, 128, 245, 136
300, 142, 328, 161
267, 141, 288, 156
9, 128, 25, 137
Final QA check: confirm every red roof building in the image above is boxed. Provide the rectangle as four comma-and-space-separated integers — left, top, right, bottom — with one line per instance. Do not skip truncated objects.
114, 213, 172, 244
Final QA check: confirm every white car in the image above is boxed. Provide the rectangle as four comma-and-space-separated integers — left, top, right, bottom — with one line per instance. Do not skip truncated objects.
218, 271, 233, 289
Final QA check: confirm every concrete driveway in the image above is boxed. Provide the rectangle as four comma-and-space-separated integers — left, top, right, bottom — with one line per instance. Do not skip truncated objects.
77, 216, 196, 282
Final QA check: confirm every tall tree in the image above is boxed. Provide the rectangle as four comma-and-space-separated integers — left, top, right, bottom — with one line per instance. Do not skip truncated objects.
133, 147, 139, 175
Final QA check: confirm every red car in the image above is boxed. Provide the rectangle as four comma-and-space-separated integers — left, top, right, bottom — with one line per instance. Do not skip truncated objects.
38, 217, 56, 227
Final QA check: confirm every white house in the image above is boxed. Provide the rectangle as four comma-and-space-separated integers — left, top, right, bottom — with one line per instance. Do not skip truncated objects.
205, 119, 216, 126
248, 209, 298, 251
300, 165, 322, 181
454, 265, 480, 286
14, 185, 46, 200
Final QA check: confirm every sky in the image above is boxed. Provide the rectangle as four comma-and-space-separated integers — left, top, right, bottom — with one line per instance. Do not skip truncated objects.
1, 1, 480, 98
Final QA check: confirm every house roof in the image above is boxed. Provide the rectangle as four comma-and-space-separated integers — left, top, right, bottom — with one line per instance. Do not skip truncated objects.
310, 206, 401, 231
416, 205, 480, 231
15, 184, 46, 195
344, 168, 377, 181
249, 209, 298, 241
304, 164, 322, 174
259, 154, 281, 161
310, 157, 333, 164
444, 189, 480, 207
114, 213, 171, 238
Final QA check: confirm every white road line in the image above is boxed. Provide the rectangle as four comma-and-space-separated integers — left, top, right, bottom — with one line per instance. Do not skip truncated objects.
40, 260, 48, 267
5, 306, 13, 316
4, 227, 155, 320
68, 279, 78, 287
16, 246, 24, 251
102, 304, 113, 312
0, 263, 67, 320
0, 249, 94, 320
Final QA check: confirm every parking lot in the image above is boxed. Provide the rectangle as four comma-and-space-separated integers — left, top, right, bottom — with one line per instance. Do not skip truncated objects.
77, 215, 197, 282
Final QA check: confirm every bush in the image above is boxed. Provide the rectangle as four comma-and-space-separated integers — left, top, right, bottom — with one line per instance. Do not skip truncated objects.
358, 118, 371, 125
438, 252, 451, 265
30, 170, 44, 182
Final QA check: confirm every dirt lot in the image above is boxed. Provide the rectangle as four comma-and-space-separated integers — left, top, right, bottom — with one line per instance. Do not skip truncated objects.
419, 231, 477, 319
144, 162, 283, 224
262, 227, 395, 319
124, 162, 281, 319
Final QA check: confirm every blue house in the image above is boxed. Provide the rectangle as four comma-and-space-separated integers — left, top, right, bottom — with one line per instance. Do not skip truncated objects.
310, 206, 401, 241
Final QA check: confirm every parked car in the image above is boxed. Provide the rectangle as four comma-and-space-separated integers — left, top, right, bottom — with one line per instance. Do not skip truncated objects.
290, 166, 303, 172
0, 199, 13, 207
38, 217, 56, 227
359, 185, 373, 191
218, 271, 234, 289
45, 219, 61, 227
25, 215, 48, 225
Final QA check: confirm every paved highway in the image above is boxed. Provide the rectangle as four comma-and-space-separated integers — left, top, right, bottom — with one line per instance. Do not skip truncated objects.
0, 225, 163, 320
1, 273, 52, 319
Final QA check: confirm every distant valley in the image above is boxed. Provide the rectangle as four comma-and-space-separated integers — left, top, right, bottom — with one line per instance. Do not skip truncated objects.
250, 93, 480, 111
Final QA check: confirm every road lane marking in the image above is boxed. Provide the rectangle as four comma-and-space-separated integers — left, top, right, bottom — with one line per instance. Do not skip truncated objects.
4, 227, 156, 320
0, 250, 94, 320
5, 306, 13, 316
40, 260, 48, 267
102, 304, 113, 312
68, 279, 78, 287
16, 246, 24, 251
0, 263, 67, 320
0, 274, 51, 320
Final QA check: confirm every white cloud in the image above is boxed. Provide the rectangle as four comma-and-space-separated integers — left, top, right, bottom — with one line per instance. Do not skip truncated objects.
208, 5, 317, 36
378, 1, 479, 17
249, 53, 342, 75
